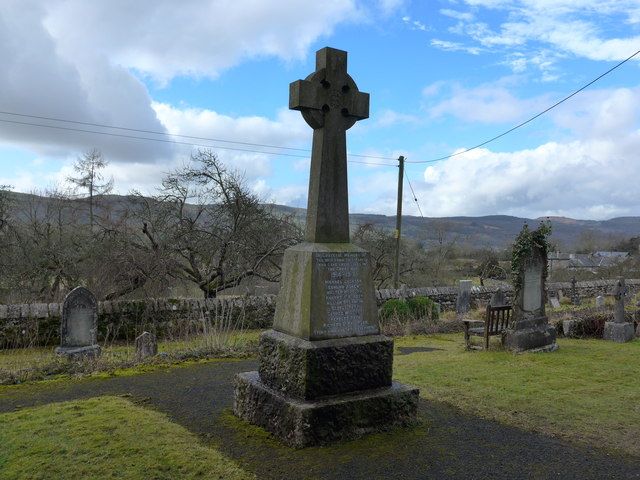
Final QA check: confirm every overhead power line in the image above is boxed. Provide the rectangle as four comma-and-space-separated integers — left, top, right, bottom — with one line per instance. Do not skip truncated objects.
406, 47, 640, 164
0, 109, 397, 162
404, 171, 424, 218
0, 116, 398, 166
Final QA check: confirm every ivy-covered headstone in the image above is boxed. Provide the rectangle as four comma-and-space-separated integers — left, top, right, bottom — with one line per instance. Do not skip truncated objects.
503, 223, 558, 352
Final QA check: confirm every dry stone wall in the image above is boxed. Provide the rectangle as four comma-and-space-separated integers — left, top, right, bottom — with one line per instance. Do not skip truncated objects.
1, 279, 637, 348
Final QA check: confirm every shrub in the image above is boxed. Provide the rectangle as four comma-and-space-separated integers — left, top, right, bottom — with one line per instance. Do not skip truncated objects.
407, 296, 439, 321
379, 299, 410, 321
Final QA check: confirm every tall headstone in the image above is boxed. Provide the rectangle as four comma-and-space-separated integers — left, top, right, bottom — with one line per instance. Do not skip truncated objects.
603, 277, 634, 342
233, 47, 418, 447
55, 286, 101, 359
503, 228, 558, 352
490, 288, 507, 307
456, 280, 472, 314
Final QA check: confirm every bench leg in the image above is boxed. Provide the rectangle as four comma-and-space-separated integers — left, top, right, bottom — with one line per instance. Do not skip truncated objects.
464, 323, 470, 350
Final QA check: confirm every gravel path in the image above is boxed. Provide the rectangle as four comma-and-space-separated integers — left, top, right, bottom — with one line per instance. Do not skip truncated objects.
1, 359, 639, 480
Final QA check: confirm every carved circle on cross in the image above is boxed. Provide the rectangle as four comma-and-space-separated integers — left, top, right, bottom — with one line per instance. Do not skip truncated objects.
300, 67, 360, 131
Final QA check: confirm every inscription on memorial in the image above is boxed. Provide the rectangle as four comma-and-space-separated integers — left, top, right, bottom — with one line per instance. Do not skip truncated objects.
312, 252, 377, 338
523, 264, 543, 311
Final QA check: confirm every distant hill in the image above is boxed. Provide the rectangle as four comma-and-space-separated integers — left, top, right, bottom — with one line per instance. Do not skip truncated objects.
5, 191, 639, 250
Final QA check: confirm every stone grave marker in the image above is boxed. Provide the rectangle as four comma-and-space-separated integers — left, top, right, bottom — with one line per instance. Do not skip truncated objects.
233, 47, 418, 447
503, 226, 558, 352
595, 295, 605, 308
603, 277, 634, 343
135, 331, 157, 360
456, 280, 472, 314
490, 288, 507, 307
55, 286, 101, 358
570, 277, 581, 305
549, 296, 561, 309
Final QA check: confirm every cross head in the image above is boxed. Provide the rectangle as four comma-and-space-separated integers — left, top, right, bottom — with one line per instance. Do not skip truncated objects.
289, 47, 370, 243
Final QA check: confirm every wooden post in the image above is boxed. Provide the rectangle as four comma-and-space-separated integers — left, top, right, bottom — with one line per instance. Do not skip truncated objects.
393, 156, 405, 289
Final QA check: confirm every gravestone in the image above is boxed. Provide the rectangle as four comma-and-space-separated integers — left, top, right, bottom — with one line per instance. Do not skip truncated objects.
456, 280, 472, 314
54, 287, 101, 359
234, 47, 418, 447
603, 278, 634, 343
503, 229, 558, 352
595, 295, 605, 308
135, 331, 157, 360
549, 297, 561, 309
490, 288, 507, 307
570, 277, 581, 305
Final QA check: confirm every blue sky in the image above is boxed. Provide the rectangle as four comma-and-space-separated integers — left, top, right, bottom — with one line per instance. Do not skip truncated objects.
1, 0, 640, 219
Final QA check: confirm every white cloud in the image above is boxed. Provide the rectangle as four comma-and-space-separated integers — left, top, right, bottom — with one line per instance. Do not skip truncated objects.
427, 81, 549, 124
43, 0, 362, 84
440, 9, 474, 22
430, 39, 483, 55
446, 0, 640, 63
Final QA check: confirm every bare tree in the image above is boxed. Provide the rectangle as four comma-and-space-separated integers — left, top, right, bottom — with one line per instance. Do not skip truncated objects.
67, 149, 113, 229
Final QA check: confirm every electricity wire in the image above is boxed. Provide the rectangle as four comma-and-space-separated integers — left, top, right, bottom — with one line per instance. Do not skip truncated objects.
405, 48, 640, 164
404, 170, 424, 218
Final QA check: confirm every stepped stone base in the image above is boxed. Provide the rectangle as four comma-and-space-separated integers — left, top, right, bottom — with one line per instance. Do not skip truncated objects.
54, 345, 101, 359
258, 330, 393, 400
603, 322, 635, 343
503, 316, 557, 352
234, 371, 419, 448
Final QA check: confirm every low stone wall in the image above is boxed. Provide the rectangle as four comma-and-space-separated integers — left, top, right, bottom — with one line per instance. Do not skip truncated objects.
0, 295, 276, 349
1, 279, 637, 348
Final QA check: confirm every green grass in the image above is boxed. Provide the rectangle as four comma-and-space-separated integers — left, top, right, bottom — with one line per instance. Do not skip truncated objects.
0, 330, 260, 385
394, 334, 640, 455
0, 396, 253, 480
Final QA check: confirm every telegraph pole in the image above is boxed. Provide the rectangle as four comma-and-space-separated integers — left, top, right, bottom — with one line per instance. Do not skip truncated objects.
393, 156, 405, 289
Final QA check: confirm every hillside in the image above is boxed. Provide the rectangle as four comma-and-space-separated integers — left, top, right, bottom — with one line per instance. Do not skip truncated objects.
5, 191, 640, 250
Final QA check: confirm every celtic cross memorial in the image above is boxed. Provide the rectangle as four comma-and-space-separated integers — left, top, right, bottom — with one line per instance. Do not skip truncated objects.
234, 47, 418, 447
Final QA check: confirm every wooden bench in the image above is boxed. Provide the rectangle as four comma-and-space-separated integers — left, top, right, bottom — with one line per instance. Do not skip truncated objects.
463, 305, 512, 350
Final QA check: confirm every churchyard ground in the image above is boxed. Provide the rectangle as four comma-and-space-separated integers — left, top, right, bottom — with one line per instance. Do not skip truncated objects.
2, 331, 640, 479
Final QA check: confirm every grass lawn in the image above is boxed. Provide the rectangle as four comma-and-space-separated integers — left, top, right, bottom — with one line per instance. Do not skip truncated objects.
0, 396, 254, 480
394, 334, 640, 456
0, 330, 261, 385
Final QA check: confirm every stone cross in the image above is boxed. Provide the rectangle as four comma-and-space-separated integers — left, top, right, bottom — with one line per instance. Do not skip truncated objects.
570, 276, 580, 305
613, 277, 628, 323
290, 47, 369, 243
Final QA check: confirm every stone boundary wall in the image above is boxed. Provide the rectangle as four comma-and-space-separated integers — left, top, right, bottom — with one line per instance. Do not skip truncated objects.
1, 279, 637, 348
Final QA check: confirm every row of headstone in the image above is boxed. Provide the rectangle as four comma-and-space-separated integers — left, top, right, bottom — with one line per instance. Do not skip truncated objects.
55, 286, 157, 360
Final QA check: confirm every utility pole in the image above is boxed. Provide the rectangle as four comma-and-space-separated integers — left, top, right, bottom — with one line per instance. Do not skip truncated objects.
393, 156, 405, 289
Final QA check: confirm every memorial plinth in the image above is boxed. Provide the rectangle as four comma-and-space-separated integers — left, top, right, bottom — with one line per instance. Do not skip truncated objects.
233, 47, 418, 447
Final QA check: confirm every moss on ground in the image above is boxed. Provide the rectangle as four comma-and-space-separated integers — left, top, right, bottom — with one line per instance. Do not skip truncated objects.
0, 396, 254, 480
393, 333, 640, 455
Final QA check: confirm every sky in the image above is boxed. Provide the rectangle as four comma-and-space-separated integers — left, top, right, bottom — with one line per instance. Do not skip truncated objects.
1, 0, 640, 220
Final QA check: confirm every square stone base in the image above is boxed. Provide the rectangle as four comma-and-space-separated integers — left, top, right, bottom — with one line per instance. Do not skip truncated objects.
503, 317, 557, 353
603, 322, 635, 343
234, 371, 419, 448
259, 330, 393, 400
54, 345, 101, 360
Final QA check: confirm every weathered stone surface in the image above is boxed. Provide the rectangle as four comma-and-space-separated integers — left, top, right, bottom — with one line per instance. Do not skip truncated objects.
56, 286, 101, 358
234, 371, 418, 448
503, 316, 558, 352
549, 297, 561, 309
456, 280, 472, 314
135, 331, 158, 360
595, 295, 605, 308
273, 242, 378, 340
258, 329, 392, 400
490, 288, 507, 307
603, 321, 635, 343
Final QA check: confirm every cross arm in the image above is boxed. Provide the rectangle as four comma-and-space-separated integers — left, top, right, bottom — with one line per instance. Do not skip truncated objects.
289, 79, 321, 111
